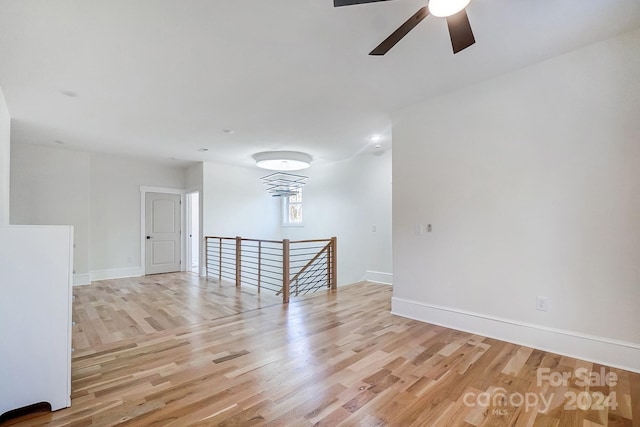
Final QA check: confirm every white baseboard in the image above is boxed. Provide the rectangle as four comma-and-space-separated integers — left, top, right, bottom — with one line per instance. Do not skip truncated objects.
89, 267, 142, 282
365, 270, 393, 285
73, 273, 91, 286
392, 297, 640, 374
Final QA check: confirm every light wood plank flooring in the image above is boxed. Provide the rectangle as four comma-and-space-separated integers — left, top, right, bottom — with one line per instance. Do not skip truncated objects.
5, 273, 639, 426
71, 273, 282, 351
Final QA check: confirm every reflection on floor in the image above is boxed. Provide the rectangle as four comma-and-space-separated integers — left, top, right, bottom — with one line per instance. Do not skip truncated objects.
72, 272, 282, 351
5, 274, 639, 426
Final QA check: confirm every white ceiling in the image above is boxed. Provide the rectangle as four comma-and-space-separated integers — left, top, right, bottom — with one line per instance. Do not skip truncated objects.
1, 0, 639, 168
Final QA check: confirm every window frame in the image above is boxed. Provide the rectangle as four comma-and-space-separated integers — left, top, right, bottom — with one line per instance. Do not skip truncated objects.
281, 188, 304, 227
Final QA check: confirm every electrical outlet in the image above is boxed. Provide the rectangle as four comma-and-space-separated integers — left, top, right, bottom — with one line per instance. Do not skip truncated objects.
415, 224, 424, 235
372, 225, 377, 232
536, 296, 549, 312
427, 224, 432, 232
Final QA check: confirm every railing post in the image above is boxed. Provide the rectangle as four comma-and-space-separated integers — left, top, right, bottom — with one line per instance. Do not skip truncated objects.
326, 245, 330, 289
330, 236, 337, 291
235, 236, 241, 287
218, 238, 222, 283
282, 239, 290, 304
257, 241, 262, 293
205, 237, 208, 279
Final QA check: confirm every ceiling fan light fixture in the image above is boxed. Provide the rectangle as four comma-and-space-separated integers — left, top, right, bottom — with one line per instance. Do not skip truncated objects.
253, 151, 312, 171
428, 0, 471, 17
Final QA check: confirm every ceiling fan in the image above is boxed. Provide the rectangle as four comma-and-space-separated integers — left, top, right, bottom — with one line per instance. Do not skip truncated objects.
334, 0, 476, 55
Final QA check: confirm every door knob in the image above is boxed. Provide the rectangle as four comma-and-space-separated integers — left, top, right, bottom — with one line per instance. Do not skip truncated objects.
146, 236, 153, 239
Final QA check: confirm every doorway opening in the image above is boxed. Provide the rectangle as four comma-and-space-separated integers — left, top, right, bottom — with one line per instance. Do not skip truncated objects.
186, 191, 200, 275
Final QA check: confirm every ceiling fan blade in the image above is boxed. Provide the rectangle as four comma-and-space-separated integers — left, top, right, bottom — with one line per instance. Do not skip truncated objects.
369, 7, 428, 56
446, 9, 475, 54
334, 0, 393, 7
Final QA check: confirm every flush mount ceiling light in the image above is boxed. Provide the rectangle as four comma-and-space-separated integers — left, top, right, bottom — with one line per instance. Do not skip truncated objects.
253, 151, 312, 171
428, 0, 472, 17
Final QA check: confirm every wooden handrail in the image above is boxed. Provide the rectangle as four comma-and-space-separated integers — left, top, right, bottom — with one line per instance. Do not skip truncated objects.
289, 238, 332, 244
205, 236, 331, 245
238, 237, 284, 244
204, 236, 283, 244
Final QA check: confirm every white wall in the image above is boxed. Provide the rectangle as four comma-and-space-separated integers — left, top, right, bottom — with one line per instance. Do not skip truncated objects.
10, 145, 392, 287
10, 144, 187, 283
201, 152, 393, 287
392, 29, 640, 371
10, 144, 90, 279
186, 162, 203, 190
202, 161, 281, 240
0, 87, 10, 225
281, 150, 393, 285
89, 153, 185, 274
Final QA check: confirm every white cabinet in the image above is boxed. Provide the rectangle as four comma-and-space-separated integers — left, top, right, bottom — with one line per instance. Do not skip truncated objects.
0, 225, 73, 416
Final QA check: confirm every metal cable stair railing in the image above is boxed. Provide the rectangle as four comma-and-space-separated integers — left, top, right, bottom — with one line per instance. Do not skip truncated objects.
205, 236, 336, 303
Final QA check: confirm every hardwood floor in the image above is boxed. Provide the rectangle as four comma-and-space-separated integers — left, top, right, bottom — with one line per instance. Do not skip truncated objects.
4, 273, 639, 426
71, 273, 282, 351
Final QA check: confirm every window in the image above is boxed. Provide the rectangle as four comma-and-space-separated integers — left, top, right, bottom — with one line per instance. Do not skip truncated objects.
283, 188, 303, 225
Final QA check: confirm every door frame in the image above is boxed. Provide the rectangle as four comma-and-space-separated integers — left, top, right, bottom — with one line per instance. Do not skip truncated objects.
186, 184, 203, 276
185, 190, 200, 275
140, 186, 187, 276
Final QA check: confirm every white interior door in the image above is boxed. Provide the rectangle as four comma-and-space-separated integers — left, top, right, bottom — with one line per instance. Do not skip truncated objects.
145, 192, 181, 275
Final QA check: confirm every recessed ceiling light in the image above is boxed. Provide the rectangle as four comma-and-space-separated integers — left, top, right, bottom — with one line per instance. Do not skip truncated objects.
253, 151, 312, 171
369, 134, 383, 142
60, 90, 78, 98
222, 129, 235, 134
198, 147, 209, 152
